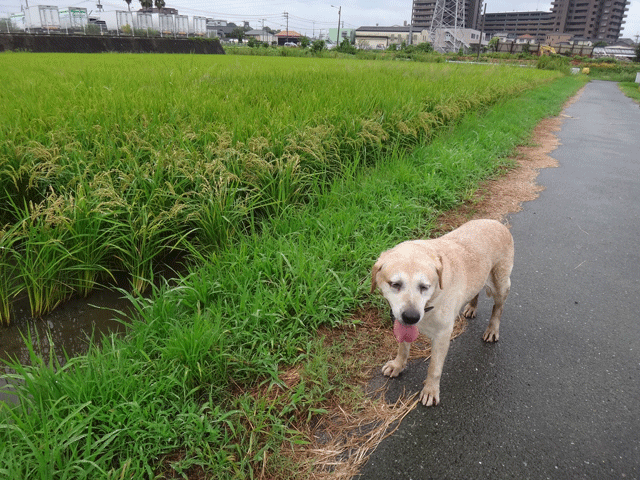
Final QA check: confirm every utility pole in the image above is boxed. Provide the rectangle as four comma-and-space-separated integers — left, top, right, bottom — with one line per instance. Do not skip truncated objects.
477, 3, 486, 61
337, 6, 341, 45
283, 11, 289, 43
331, 5, 341, 46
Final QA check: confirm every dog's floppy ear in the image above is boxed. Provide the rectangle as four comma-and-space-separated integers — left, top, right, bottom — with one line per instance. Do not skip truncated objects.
370, 261, 383, 293
371, 249, 391, 293
436, 254, 444, 290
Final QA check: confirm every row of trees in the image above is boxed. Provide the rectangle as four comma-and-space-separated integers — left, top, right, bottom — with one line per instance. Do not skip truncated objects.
124, 0, 166, 10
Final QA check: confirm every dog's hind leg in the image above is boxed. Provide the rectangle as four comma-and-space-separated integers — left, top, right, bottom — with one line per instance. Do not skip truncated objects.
483, 267, 511, 342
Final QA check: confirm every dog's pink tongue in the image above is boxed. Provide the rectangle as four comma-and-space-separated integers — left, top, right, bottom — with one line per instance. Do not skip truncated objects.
393, 320, 419, 343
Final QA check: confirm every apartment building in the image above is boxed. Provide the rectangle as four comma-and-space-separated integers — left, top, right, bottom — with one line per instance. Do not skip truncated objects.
481, 11, 554, 43
479, 0, 629, 44
550, 0, 630, 42
411, 0, 484, 30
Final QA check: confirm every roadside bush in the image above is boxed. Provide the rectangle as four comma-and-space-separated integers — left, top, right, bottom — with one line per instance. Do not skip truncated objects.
416, 42, 433, 53
311, 39, 325, 54
336, 38, 357, 55
537, 54, 570, 73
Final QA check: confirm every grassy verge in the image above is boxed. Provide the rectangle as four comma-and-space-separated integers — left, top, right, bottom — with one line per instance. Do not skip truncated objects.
619, 82, 640, 103
580, 62, 640, 82
0, 75, 587, 479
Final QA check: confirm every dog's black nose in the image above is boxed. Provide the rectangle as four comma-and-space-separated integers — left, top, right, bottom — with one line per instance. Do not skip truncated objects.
401, 309, 421, 325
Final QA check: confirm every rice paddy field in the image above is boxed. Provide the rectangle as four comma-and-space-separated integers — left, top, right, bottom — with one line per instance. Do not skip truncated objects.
1, 53, 560, 323
0, 51, 586, 478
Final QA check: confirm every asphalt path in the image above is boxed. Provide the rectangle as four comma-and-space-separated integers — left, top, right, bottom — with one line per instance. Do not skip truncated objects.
357, 80, 640, 479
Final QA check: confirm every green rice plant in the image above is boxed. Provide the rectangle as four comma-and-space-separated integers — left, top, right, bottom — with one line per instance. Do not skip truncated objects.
10, 197, 77, 318
109, 197, 189, 296
59, 183, 115, 297
0, 53, 563, 318
0, 224, 23, 325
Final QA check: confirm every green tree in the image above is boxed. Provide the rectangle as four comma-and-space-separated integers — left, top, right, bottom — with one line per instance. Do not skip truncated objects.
154, 0, 165, 10
300, 36, 310, 48
416, 42, 433, 53
0, 18, 14, 32
311, 39, 325, 54
230, 27, 245, 43
139, 0, 152, 10
635, 43, 640, 63
488, 36, 499, 52
336, 38, 356, 54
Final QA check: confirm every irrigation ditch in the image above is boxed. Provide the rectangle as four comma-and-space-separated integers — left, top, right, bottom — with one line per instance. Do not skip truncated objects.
0, 287, 131, 404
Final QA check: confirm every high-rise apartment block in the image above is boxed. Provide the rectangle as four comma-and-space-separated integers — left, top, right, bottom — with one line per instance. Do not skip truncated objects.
413, 0, 631, 44
481, 11, 554, 43
411, 0, 484, 30
550, 0, 629, 42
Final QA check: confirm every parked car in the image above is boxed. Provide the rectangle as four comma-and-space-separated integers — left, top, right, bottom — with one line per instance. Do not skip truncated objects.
283, 42, 298, 47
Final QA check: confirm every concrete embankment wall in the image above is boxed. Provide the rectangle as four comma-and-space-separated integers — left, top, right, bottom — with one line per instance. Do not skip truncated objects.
0, 33, 225, 54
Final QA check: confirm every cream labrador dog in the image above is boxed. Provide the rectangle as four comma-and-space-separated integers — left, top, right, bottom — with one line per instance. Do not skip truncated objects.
371, 219, 514, 406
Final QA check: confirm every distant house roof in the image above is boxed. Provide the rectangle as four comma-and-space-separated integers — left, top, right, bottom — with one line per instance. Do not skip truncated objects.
611, 38, 636, 47
275, 30, 301, 38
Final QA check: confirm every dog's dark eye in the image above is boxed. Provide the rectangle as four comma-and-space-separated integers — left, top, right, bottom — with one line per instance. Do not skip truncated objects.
419, 284, 430, 293
389, 281, 402, 290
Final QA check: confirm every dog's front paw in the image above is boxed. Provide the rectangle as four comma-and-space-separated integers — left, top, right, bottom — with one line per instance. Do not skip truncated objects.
381, 359, 405, 378
419, 383, 440, 406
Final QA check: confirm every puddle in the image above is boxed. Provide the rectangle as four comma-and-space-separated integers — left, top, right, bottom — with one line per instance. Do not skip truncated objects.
0, 288, 134, 405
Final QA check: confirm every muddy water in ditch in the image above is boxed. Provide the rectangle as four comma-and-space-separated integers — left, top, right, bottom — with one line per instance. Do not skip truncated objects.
0, 289, 134, 405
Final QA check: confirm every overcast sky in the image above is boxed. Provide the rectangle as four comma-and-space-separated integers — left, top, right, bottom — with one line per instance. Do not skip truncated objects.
2, 0, 639, 39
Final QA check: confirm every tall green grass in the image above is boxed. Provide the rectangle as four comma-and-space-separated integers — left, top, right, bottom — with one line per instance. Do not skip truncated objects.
619, 82, 640, 103
0, 75, 587, 478
0, 53, 562, 322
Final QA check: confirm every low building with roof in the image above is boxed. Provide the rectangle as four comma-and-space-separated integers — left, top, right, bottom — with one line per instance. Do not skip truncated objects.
245, 29, 276, 44
355, 25, 488, 52
275, 30, 302, 46
516, 34, 537, 44
355, 26, 418, 49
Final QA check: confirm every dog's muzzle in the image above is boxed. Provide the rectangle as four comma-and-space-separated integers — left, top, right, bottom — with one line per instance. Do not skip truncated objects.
390, 305, 434, 324
401, 308, 421, 325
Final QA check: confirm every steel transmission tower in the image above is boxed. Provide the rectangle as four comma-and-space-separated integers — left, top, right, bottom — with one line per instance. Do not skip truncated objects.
429, 0, 465, 53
